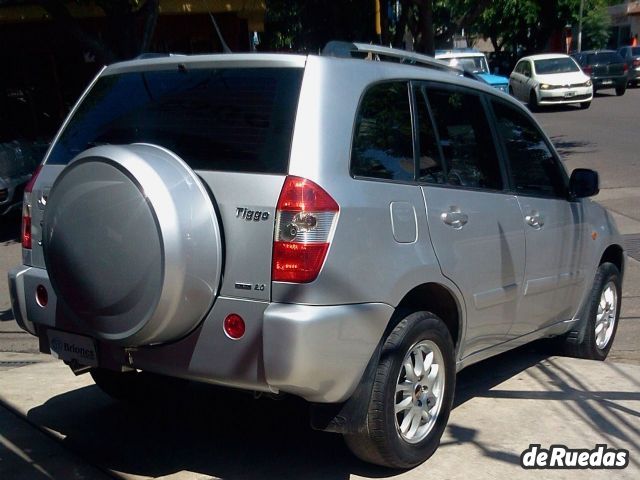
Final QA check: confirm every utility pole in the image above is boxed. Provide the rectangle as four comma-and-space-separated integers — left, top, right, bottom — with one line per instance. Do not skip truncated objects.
578, 0, 585, 52
375, 0, 382, 43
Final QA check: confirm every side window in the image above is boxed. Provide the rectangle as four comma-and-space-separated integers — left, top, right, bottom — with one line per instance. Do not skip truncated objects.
414, 86, 445, 184
523, 62, 531, 76
492, 101, 567, 198
515, 61, 523, 74
351, 82, 414, 181
425, 88, 503, 190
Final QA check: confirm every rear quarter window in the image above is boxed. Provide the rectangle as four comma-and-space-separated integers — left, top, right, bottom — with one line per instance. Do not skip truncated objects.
46, 67, 303, 174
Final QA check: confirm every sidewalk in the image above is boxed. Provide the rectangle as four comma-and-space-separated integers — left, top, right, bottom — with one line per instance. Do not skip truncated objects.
0, 349, 638, 479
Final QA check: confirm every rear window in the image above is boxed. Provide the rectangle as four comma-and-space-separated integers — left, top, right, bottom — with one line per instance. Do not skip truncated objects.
632, 47, 640, 56
46, 67, 303, 174
586, 53, 624, 64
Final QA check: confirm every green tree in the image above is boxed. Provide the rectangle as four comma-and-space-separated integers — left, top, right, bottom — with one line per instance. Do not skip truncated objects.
1, 0, 160, 63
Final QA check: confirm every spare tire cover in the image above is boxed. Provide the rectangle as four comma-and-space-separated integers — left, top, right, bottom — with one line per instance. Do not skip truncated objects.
42, 144, 222, 346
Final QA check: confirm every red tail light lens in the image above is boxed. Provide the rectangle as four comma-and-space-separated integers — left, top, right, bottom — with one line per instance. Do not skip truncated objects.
272, 176, 339, 283
583, 65, 593, 75
22, 165, 43, 250
623, 63, 629, 73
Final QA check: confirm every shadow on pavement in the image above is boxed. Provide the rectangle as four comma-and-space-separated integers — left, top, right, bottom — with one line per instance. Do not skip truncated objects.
22, 345, 556, 479
549, 135, 597, 159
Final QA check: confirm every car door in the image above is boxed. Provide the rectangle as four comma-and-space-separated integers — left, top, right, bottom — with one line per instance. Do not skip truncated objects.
414, 83, 526, 357
490, 99, 587, 336
510, 61, 525, 99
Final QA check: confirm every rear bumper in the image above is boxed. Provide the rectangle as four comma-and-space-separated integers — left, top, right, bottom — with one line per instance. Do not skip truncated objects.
592, 76, 627, 89
8, 265, 392, 403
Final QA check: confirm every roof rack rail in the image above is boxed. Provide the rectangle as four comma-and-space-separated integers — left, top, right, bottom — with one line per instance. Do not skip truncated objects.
322, 41, 462, 75
135, 53, 187, 60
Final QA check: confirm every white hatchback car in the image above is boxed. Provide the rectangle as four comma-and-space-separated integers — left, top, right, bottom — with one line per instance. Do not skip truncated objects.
509, 54, 593, 110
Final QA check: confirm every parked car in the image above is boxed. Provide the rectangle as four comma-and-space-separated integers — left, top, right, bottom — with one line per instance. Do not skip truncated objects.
435, 48, 510, 93
572, 50, 629, 95
9, 43, 624, 469
616, 46, 640, 86
0, 140, 46, 217
509, 53, 593, 110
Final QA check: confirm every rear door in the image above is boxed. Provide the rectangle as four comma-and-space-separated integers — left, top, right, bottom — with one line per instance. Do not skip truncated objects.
489, 99, 587, 336
415, 83, 526, 357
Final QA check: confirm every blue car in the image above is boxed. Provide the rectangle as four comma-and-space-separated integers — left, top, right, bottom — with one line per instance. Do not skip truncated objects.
435, 48, 510, 93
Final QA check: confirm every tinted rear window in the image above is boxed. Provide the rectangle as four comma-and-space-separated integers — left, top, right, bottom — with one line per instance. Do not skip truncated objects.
633, 47, 640, 56
47, 67, 303, 174
586, 53, 624, 64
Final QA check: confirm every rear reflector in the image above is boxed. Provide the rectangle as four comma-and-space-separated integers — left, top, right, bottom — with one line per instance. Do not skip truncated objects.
223, 314, 246, 339
36, 284, 48, 307
272, 176, 339, 283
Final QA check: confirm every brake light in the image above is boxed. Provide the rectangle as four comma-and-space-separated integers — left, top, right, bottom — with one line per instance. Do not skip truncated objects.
272, 176, 339, 283
21, 165, 43, 250
583, 65, 593, 75
623, 63, 629, 73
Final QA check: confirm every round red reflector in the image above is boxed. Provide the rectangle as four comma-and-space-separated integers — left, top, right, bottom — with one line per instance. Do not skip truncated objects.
36, 284, 48, 307
223, 314, 245, 339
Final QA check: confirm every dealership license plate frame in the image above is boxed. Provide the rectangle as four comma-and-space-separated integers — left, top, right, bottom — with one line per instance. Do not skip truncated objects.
47, 329, 98, 367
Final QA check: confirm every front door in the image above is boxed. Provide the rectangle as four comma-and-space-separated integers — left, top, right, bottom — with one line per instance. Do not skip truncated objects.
414, 83, 526, 358
489, 99, 586, 336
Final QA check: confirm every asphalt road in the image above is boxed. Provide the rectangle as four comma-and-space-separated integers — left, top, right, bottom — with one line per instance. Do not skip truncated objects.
0, 87, 639, 359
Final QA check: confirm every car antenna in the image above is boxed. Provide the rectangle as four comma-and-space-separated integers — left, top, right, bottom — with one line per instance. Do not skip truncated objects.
209, 12, 232, 53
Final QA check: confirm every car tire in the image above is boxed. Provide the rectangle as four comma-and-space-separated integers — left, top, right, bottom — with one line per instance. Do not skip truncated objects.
343, 312, 455, 469
561, 262, 621, 360
90, 368, 185, 403
615, 85, 626, 96
580, 101, 591, 110
528, 90, 538, 111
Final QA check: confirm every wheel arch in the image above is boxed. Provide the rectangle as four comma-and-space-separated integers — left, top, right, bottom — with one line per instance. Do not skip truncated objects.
600, 243, 625, 276
393, 282, 463, 351
310, 281, 465, 435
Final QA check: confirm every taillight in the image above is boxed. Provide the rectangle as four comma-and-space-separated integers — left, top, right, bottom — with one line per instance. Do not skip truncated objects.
272, 176, 339, 283
623, 63, 629, 73
21, 165, 43, 250
583, 65, 593, 75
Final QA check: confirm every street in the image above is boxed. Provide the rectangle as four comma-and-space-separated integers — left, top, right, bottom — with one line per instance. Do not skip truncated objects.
1, 87, 640, 479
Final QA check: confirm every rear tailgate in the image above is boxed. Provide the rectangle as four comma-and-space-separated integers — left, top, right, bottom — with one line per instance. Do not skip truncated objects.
27, 59, 305, 302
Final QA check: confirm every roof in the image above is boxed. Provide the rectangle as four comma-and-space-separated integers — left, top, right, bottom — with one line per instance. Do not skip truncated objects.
435, 51, 485, 59
519, 53, 573, 61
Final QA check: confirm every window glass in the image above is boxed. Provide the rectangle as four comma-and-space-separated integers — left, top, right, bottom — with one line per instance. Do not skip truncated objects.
351, 82, 414, 181
492, 101, 566, 197
414, 87, 445, 184
522, 62, 532, 76
533, 57, 580, 74
425, 88, 502, 190
47, 68, 303, 174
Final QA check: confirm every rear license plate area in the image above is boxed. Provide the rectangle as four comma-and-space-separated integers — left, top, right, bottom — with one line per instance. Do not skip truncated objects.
47, 330, 98, 367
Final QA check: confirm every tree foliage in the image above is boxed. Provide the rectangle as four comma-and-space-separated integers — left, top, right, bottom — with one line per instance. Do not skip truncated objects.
2, 0, 160, 63
263, 0, 611, 54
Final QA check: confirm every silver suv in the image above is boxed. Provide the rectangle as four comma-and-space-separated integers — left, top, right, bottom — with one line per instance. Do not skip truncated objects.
8, 43, 625, 468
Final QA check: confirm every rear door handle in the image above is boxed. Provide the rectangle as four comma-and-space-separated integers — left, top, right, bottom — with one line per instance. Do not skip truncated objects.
441, 207, 468, 229
525, 211, 544, 229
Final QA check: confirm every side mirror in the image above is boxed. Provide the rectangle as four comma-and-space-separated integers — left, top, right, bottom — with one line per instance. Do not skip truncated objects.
569, 168, 599, 198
